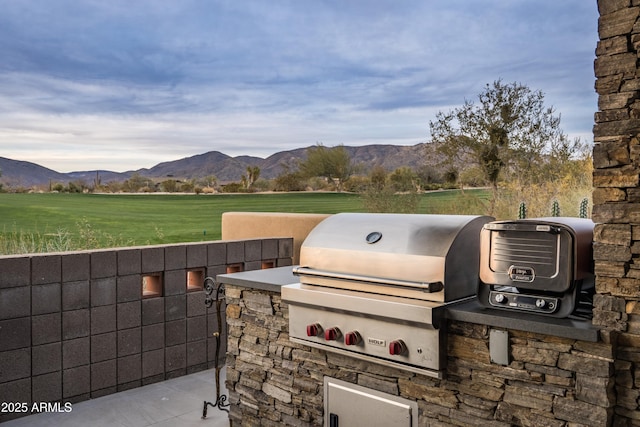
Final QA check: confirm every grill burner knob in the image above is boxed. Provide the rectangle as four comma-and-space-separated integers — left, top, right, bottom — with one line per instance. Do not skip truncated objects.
495, 294, 506, 304
389, 340, 407, 356
344, 331, 361, 346
535, 299, 547, 308
306, 323, 322, 337
324, 327, 341, 341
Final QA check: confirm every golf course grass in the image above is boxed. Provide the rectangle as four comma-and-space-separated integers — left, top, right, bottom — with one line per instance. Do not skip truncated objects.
0, 190, 490, 253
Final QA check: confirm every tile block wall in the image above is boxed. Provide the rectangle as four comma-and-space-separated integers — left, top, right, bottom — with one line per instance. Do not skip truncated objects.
0, 237, 293, 422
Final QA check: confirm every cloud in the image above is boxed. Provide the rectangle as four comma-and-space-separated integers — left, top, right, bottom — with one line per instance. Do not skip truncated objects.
0, 0, 599, 172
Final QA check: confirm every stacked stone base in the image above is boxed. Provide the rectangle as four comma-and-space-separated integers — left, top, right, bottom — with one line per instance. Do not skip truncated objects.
224, 285, 615, 427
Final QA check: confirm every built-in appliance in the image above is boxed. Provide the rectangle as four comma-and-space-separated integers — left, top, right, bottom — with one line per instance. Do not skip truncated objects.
478, 217, 595, 318
281, 213, 493, 378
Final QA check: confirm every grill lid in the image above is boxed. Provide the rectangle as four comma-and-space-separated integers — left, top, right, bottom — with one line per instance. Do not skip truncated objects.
294, 213, 493, 302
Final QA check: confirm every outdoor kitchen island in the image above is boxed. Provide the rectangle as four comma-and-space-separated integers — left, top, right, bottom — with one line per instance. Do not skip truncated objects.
217, 266, 612, 427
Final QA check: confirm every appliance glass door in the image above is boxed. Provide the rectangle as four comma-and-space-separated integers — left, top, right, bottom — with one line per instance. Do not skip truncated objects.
488, 229, 559, 279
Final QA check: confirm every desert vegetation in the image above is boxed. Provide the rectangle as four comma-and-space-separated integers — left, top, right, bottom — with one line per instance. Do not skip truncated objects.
0, 191, 491, 255
0, 182, 587, 256
430, 80, 592, 219
0, 80, 592, 254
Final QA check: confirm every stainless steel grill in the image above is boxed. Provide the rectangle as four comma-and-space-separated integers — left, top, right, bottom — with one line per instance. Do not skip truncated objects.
282, 213, 493, 378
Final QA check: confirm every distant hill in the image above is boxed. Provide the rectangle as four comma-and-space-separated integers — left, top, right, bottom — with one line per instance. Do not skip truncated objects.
0, 143, 436, 188
0, 157, 71, 188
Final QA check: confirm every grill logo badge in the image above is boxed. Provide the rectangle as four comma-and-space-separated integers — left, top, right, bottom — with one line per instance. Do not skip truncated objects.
365, 231, 383, 244
508, 265, 535, 282
367, 337, 386, 347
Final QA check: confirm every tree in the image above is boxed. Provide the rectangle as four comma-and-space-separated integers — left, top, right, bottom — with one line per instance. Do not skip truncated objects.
361, 165, 420, 213
203, 175, 217, 188
369, 165, 387, 191
299, 144, 355, 192
180, 180, 195, 193
194, 175, 217, 193
389, 167, 419, 192
67, 180, 87, 193
274, 162, 305, 192
161, 179, 179, 192
429, 80, 570, 214
93, 171, 102, 191
415, 165, 443, 189
122, 173, 154, 192
241, 166, 261, 191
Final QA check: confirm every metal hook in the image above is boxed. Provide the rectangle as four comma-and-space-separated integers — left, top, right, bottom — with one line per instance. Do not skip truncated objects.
202, 277, 230, 418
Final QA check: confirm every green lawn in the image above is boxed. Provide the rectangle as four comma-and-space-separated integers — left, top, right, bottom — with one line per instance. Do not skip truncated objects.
0, 190, 490, 253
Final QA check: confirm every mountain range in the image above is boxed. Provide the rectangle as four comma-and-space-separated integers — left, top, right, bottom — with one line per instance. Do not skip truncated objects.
0, 143, 433, 188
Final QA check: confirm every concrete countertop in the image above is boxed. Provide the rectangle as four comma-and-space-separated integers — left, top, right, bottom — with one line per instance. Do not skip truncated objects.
446, 299, 599, 342
217, 267, 599, 343
216, 266, 298, 293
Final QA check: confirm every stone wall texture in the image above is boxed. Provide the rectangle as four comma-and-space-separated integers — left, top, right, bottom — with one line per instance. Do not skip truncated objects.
594, 1, 640, 425
0, 238, 293, 423
224, 285, 615, 427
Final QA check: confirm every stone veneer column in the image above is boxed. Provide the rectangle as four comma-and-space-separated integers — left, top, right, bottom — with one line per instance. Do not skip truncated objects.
593, 1, 640, 423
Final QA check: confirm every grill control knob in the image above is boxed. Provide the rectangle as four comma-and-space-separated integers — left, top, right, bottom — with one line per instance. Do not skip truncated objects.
389, 340, 407, 356
535, 299, 547, 308
344, 331, 362, 346
494, 293, 506, 304
324, 327, 341, 341
306, 323, 322, 337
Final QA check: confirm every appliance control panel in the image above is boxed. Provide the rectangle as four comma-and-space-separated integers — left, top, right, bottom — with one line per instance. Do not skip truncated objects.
489, 290, 559, 314
288, 304, 442, 372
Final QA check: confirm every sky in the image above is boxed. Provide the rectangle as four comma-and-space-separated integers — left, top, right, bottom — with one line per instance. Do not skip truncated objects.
0, 0, 599, 173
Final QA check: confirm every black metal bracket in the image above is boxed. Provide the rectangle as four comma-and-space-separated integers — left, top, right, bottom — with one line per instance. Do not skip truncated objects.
202, 276, 230, 418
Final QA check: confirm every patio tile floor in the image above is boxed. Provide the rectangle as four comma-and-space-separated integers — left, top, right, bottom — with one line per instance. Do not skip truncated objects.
2, 368, 230, 427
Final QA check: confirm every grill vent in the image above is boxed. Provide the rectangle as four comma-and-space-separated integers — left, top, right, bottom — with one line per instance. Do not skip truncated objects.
490, 232, 557, 277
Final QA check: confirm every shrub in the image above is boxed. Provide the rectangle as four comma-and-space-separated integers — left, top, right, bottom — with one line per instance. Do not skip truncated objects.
0, 219, 136, 255
221, 182, 245, 193
361, 187, 420, 213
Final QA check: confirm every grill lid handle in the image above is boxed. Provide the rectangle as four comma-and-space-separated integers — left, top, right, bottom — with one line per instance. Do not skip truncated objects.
292, 266, 444, 293
484, 222, 561, 234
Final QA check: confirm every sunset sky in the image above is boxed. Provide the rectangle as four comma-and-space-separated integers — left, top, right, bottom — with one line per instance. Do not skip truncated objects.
0, 1, 598, 172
